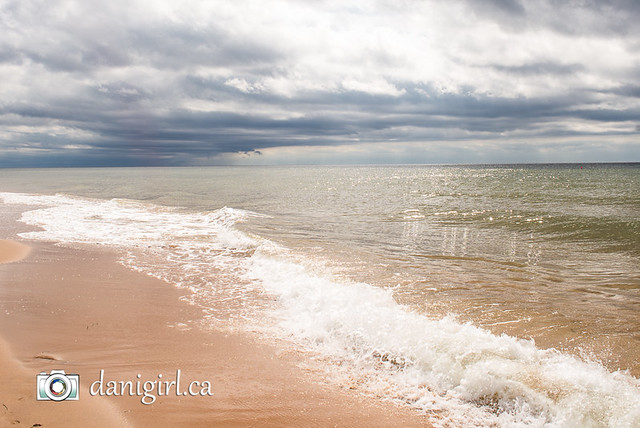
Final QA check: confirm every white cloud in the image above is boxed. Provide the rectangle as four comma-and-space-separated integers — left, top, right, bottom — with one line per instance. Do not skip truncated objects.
1, 0, 639, 165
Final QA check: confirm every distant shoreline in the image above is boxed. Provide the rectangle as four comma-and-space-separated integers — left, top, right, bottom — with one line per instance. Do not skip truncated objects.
1, 161, 639, 170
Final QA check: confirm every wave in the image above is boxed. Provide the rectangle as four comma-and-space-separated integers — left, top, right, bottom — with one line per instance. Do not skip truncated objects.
2, 191, 640, 427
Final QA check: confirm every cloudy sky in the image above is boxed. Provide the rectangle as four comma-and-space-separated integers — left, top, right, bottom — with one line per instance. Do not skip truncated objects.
1, 0, 639, 166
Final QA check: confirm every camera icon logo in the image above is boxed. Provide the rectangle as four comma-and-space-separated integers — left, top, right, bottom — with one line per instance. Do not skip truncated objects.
36, 370, 79, 401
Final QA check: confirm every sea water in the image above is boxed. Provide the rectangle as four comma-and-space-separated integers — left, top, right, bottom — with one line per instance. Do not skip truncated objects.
1, 164, 639, 426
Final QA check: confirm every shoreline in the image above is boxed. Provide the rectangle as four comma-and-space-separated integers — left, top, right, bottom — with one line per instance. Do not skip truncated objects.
0, 235, 432, 426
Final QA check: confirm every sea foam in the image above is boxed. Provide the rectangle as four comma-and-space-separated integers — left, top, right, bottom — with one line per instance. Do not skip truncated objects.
2, 192, 639, 427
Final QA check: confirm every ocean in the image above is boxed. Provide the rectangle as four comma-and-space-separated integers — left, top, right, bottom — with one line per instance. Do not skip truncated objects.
1, 164, 639, 426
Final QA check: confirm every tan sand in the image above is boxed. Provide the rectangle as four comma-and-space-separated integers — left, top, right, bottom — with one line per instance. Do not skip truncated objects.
0, 336, 129, 427
0, 240, 433, 427
0, 239, 30, 264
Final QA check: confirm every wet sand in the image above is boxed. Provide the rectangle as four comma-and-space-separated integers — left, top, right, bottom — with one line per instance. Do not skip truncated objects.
0, 237, 432, 427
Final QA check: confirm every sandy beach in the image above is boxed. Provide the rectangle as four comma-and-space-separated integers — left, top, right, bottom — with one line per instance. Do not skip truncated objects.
0, 231, 432, 426
0, 240, 30, 264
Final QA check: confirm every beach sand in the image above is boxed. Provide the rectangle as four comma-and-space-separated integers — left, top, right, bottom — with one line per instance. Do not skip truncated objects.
0, 239, 30, 264
0, 234, 432, 426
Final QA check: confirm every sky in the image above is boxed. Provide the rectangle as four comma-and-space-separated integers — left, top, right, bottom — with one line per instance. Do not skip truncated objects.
1, 0, 639, 167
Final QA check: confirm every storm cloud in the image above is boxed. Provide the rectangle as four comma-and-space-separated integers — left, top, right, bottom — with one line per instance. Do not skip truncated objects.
1, 0, 639, 166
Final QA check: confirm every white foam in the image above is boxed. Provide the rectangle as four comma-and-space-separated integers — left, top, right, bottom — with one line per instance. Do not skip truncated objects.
3, 191, 639, 427
245, 251, 640, 426
0, 192, 255, 249
0, 192, 267, 321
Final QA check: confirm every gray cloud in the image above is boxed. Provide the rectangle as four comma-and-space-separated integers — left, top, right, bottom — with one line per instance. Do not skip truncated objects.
465, 0, 640, 36
607, 85, 640, 98
0, 0, 639, 166
490, 62, 586, 76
